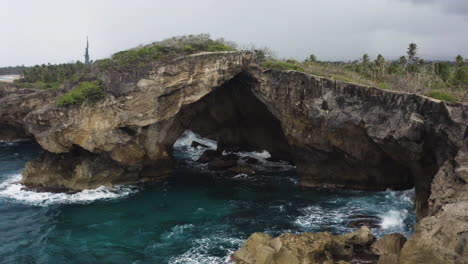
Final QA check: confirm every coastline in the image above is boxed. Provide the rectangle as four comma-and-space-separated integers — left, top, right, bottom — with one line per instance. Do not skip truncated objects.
0, 74, 20, 83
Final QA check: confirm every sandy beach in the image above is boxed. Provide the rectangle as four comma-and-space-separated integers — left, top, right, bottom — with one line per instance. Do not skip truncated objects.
0, 75, 20, 83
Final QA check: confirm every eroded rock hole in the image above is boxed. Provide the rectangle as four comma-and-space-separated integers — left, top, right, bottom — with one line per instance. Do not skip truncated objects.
171, 73, 295, 178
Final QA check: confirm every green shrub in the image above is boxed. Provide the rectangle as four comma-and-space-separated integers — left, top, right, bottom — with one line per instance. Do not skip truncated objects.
94, 34, 237, 71
378, 82, 389, 90
260, 60, 305, 72
182, 44, 196, 52
426, 90, 458, 102
207, 43, 235, 52
13, 81, 61, 89
56, 81, 104, 107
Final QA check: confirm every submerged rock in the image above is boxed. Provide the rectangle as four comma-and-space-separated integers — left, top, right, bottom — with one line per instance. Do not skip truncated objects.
347, 215, 381, 229
231, 226, 377, 264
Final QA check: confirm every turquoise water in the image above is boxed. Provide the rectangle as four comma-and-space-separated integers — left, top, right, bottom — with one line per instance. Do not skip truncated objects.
0, 134, 416, 264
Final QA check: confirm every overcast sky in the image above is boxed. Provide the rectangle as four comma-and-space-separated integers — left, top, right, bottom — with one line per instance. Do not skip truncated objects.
1, 0, 467, 66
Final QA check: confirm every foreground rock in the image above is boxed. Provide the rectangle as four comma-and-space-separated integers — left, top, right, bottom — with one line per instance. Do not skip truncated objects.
231, 226, 377, 264
371, 233, 407, 264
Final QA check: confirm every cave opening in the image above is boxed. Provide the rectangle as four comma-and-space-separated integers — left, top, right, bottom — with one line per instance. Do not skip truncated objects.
170, 72, 295, 178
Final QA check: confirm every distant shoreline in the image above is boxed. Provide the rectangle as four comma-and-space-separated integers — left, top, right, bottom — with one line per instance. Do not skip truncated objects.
0, 75, 20, 83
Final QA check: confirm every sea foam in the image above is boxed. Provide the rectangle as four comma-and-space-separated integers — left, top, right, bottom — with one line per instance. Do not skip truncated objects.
0, 174, 136, 206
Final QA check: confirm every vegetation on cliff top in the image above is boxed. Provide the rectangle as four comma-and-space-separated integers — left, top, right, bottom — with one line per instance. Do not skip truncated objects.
94, 34, 236, 71
8, 35, 467, 102
56, 81, 104, 107
261, 44, 468, 102
13, 62, 86, 89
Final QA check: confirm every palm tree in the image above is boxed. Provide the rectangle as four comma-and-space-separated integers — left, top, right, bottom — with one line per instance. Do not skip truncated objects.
375, 54, 386, 77
456, 55, 465, 67
407, 43, 417, 62
398, 56, 407, 72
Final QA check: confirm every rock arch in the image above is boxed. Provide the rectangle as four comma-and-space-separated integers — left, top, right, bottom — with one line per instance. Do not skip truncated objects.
1, 51, 467, 262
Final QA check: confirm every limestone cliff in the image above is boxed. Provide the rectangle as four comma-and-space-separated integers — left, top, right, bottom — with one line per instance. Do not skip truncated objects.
0, 51, 467, 263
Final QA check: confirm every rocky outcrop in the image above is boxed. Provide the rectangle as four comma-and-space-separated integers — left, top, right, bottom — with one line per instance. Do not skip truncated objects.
371, 233, 407, 264
231, 226, 377, 264
0, 84, 60, 141
0, 51, 467, 263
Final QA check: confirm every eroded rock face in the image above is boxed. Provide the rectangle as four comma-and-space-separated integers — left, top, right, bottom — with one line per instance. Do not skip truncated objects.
0, 84, 61, 141
14, 52, 254, 189
231, 226, 377, 264
245, 68, 466, 220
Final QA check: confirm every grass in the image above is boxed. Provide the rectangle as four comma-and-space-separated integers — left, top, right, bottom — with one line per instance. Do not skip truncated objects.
94, 34, 236, 71
258, 59, 466, 102
260, 60, 305, 72
56, 81, 104, 107
13, 81, 61, 89
426, 90, 458, 102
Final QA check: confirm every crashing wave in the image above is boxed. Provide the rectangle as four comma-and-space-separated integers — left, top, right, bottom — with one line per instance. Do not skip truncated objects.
0, 174, 136, 206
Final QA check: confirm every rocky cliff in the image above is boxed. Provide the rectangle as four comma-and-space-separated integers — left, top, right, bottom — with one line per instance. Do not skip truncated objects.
0, 51, 466, 263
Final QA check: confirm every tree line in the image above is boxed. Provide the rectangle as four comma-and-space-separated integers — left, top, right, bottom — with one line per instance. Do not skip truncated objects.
0, 65, 29, 75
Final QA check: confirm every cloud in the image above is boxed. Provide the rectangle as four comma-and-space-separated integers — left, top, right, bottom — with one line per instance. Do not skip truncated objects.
400, 0, 468, 16
0, 0, 467, 66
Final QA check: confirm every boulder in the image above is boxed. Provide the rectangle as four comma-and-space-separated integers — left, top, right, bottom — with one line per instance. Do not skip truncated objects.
231, 226, 377, 264
371, 233, 407, 264
197, 149, 222, 163
347, 215, 381, 229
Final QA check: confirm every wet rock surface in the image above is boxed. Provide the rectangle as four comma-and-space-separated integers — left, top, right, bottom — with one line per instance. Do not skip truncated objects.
347, 215, 381, 229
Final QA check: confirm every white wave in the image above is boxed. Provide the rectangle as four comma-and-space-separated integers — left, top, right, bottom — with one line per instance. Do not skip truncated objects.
232, 174, 248, 180
169, 236, 243, 264
0, 174, 136, 206
162, 224, 195, 240
173, 130, 217, 161
232, 150, 271, 160
380, 209, 408, 229
174, 130, 217, 149
294, 205, 346, 230
385, 188, 415, 205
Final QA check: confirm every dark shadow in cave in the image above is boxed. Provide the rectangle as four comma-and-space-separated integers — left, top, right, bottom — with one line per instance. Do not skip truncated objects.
170, 72, 294, 164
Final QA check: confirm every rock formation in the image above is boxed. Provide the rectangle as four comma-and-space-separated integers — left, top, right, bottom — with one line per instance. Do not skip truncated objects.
0, 51, 467, 263
231, 226, 377, 264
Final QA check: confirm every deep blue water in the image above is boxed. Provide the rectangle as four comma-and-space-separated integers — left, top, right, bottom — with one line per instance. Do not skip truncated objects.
0, 132, 416, 264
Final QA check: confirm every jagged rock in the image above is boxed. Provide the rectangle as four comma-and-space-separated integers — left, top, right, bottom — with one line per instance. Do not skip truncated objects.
242, 157, 259, 165
399, 202, 468, 264
371, 233, 407, 264
231, 226, 376, 264
197, 149, 222, 163
347, 217, 381, 229
398, 149, 468, 264
207, 157, 238, 170
347, 215, 381, 230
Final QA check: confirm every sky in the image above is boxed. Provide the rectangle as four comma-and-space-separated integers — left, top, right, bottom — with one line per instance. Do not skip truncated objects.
1, 0, 468, 66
